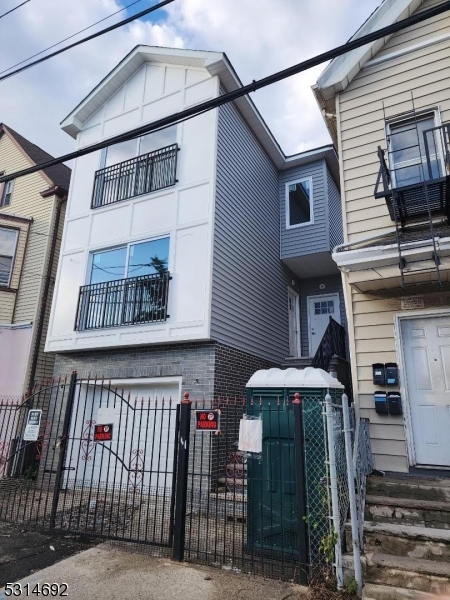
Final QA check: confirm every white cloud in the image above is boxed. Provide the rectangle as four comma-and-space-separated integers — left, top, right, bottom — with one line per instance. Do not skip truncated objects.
0, 0, 380, 158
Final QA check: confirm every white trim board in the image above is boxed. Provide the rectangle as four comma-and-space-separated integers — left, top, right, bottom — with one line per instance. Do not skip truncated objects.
287, 287, 301, 358
364, 32, 450, 70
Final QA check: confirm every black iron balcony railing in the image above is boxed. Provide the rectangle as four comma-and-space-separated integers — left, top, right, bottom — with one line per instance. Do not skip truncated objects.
75, 272, 170, 331
91, 144, 178, 209
375, 123, 450, 225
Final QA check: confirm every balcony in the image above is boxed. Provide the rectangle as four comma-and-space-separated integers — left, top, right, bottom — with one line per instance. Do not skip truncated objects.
375, 124, 450, 227
91, 144, 178, 209
75, 272, 170, 331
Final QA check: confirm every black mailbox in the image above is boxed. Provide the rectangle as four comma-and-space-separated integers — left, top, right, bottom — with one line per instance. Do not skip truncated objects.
388, 392, 402, 415
372, 363, 386, 386
374, 392, 388, 415
385, 363, 399, 386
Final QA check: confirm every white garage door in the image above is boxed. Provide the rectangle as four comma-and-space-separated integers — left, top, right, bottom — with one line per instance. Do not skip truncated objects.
64, 379, 180, 492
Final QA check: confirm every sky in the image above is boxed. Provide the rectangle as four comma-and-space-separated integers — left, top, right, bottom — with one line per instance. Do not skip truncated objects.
0, 0, 381, 159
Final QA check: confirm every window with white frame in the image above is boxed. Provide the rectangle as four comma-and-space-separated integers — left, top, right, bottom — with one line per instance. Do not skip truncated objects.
387, 111, 443, 187
90, 237, 170, 284
286, 178, 313, 228
101, 126, 178, 169
0, 227, 18, 286
0, 180, 14, 207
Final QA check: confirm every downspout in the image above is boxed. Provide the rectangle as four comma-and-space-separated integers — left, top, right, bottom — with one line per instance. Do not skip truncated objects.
27, 191, 66, 394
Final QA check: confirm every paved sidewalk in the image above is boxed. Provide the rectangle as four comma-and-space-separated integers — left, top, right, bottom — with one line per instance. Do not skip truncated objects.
0, 543, 308, 600
0, 521, 95, 588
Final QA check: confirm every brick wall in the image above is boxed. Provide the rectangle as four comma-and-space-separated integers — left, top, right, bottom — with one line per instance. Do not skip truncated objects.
213, 343, 278, 401
52, 341, 216, 400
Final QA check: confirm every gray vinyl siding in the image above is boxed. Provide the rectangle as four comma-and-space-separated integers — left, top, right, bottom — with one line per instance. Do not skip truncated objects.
299, 274, 346, 357
328, 170, 343, 250
211, 97, 296, 364
280, 160, 329, 259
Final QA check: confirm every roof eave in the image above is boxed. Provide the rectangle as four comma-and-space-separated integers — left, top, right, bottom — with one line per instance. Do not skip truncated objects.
315, 0, 424, 101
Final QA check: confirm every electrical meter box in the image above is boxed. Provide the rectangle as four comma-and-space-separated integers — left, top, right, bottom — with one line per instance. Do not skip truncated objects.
372, 364, 386, 386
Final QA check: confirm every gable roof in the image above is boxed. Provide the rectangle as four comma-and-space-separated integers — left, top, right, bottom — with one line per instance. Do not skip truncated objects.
61, 45, 340, 181
313, 0, 423, 143
1, 124, 71, 193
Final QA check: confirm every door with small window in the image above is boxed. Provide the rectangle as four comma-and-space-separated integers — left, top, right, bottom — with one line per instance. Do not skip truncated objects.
307, 294, 340, 356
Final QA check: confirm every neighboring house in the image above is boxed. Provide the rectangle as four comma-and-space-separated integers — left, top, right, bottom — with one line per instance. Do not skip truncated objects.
314, 0, 450, 473
0, 124, 70, 396
45, 46, 344, 411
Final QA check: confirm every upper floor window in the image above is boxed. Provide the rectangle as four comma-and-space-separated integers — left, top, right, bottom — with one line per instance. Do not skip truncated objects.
100, 126, 178, 169
0, 227, 18, 286
0, 180, 14, 207
90, 237, 170, 285
286, 178, 313, 228
387, 111, 443, 188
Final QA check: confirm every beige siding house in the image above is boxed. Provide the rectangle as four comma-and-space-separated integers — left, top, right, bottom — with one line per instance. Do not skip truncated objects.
0, 124, 70, 396
314, 0, 450, 472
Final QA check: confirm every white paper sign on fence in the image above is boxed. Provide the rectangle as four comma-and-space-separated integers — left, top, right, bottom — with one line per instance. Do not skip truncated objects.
238, 418, 262, 454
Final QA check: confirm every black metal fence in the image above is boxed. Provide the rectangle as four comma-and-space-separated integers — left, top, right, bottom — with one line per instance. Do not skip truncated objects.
75, 271, 170, 331
182, 396, 309, 583
91, 144, 178, 209
0, 376, 358, 585
0, 375, 179, 552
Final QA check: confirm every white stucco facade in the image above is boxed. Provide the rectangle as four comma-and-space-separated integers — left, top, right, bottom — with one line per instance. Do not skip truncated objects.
46, 54, 220, 352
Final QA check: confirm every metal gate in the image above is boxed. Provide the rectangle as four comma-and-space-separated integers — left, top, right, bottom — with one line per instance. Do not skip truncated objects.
0, 376, 366, 586
0, 373, 179, 550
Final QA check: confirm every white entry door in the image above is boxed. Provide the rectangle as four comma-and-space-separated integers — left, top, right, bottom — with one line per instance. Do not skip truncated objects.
307, 294, 340, 356
288, 288, 300, 357
401, 316, 450, 467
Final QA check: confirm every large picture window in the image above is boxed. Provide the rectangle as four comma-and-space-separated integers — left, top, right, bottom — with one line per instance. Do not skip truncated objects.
90, 237, 170, 284
0, 227, 18, 286
101, 126, 178, 169
286, 178, 313, 228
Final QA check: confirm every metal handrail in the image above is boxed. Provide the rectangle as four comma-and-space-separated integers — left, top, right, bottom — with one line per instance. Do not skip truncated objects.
75, 271, 170, 331
311, 316, 346, 371
91, 144, 178, 209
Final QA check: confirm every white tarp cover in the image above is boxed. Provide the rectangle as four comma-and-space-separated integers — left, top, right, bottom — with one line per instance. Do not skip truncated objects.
246, 367, 344, 389
238, 418, 262, 454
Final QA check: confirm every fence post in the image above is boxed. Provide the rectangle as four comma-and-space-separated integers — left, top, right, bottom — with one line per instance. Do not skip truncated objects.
293, 392, 309, 586
49, 371, 77, 529
172, 391, 192, 562
325, 392, 344, 590
342, 393, 363, 596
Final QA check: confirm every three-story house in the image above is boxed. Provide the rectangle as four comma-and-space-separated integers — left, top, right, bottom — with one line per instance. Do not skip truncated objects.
45, 45, 345, 428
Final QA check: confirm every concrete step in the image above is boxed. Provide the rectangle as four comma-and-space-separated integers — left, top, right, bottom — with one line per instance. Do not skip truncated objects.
366, 551, 450, 595
360, 522, 450, 562
366, 494, 450, 529
362, 582, 446, 600
367, 475, 450, 503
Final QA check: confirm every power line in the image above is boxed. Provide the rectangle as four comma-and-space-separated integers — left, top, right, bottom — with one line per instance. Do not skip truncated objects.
1, 0, 450, 185
0, 0, 175, 83
0, 0, 145, 77
0, 0, 30, 20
